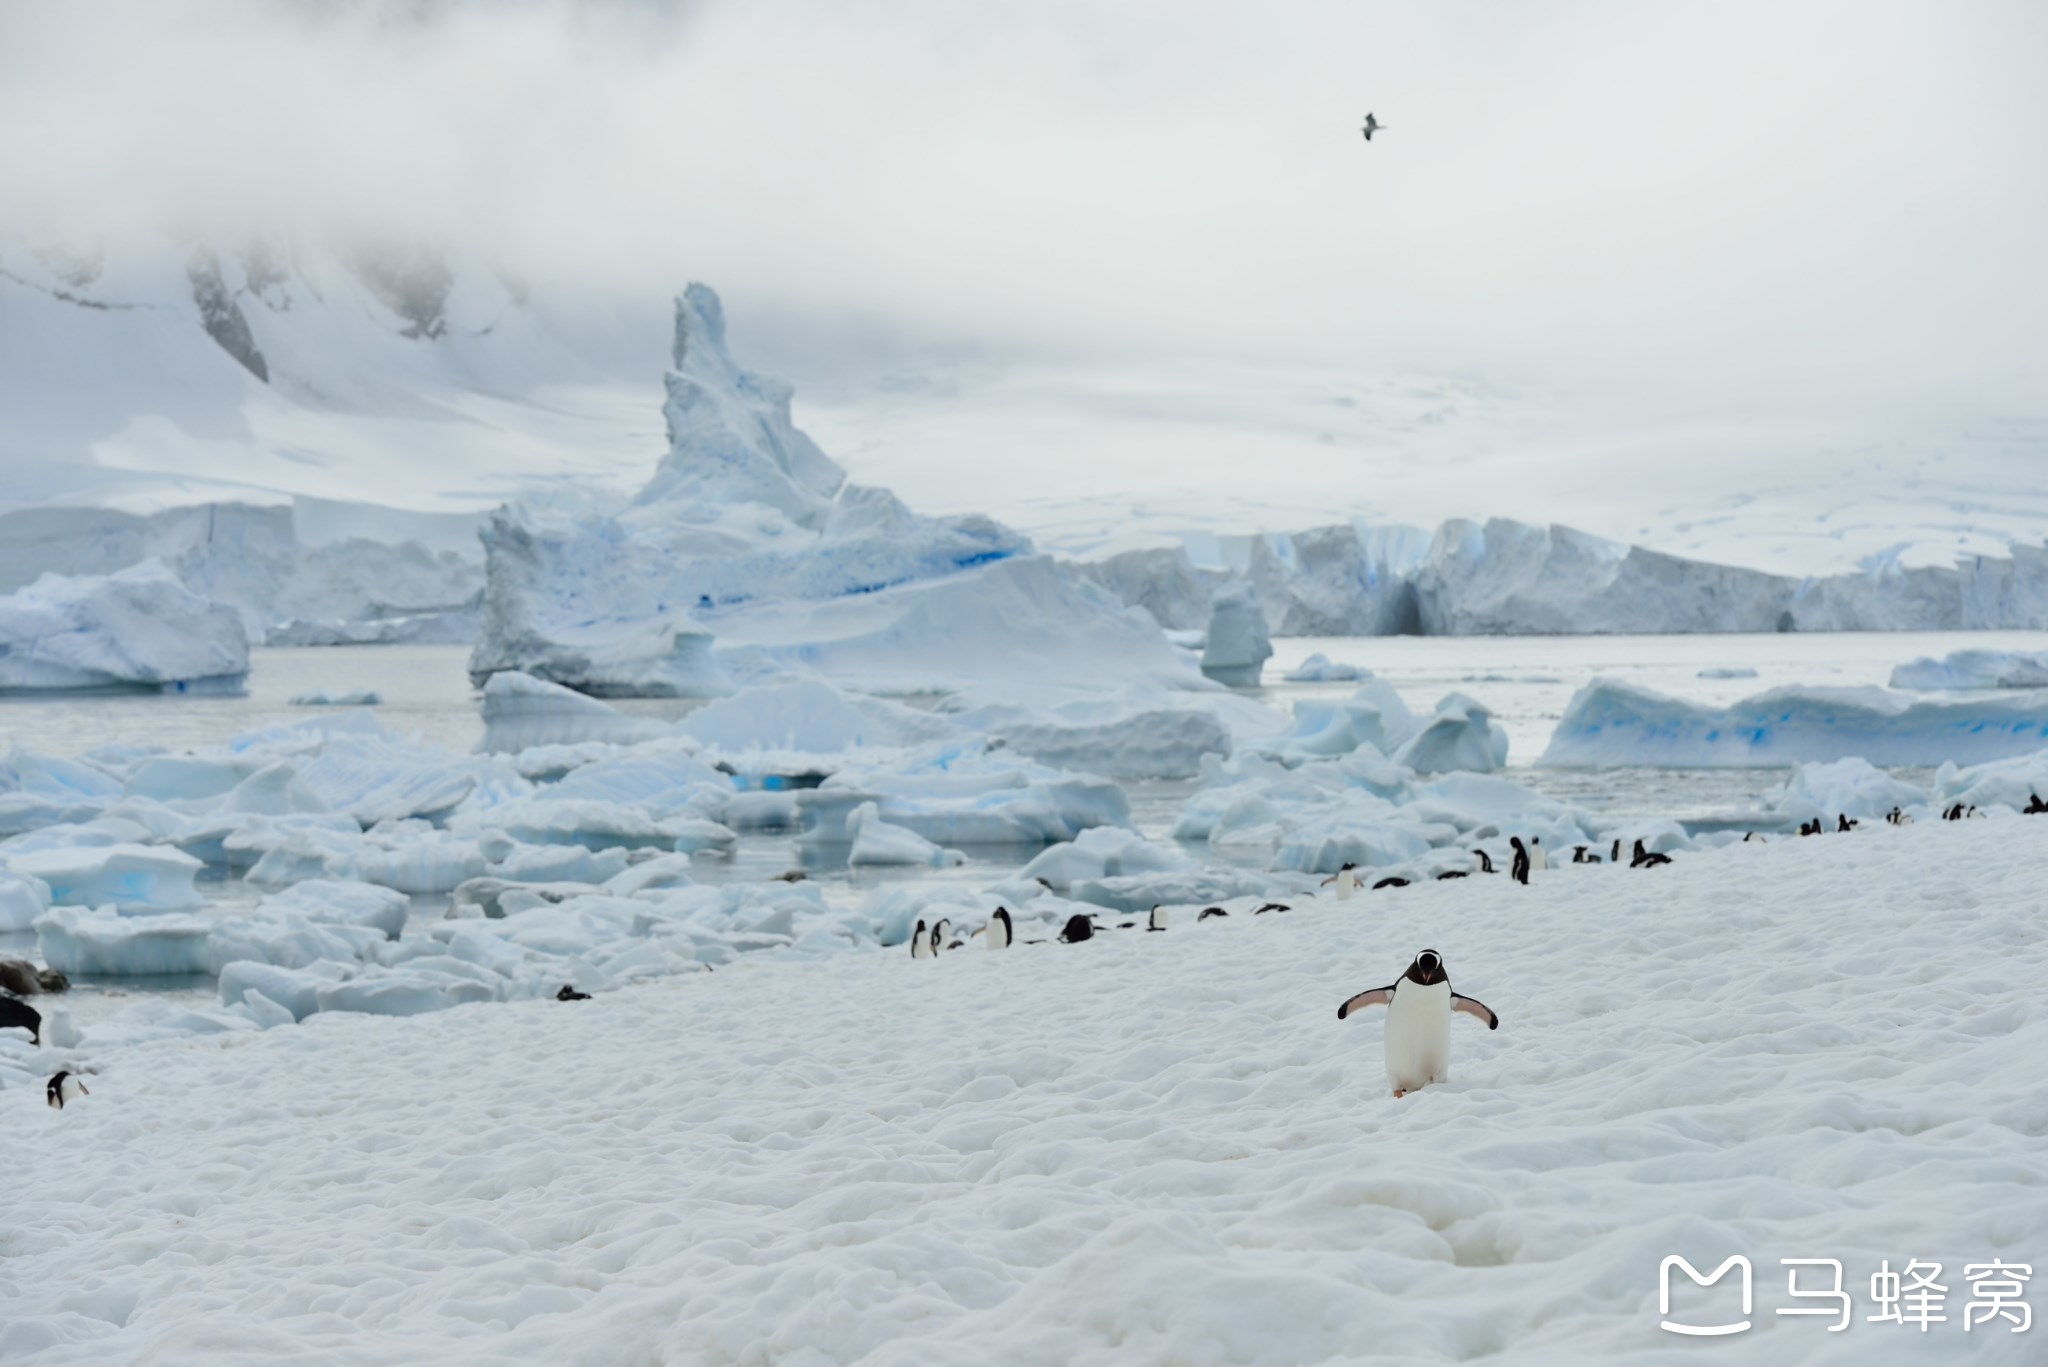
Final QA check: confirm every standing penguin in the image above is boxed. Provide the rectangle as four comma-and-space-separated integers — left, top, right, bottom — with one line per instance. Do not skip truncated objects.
1321, 862, 1362, 900
986, 907, 1013, 950
1529, 838, 1548, 872
1610, 838, 1622, 864
1472, 848, 1495, 874
1336, 949, 1498, 1098
0, 995, 40, 1044
1147, 905, 1167, 932
911, 919, 933, 960
1509, 837, 1531, 886
930, 918, 952, 955
46, 1069, 88, 1109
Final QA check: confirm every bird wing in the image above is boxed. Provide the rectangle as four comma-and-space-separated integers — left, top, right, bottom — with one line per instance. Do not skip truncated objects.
1451, 994, 1499, 1029
1337, 985, 1396, 1019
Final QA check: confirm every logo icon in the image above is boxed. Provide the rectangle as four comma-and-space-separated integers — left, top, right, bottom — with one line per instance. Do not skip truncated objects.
1661, 1255, 1754, 1337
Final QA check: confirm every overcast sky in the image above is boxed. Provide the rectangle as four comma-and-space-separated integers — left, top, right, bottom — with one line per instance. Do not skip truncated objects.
4, 0, 2045, 419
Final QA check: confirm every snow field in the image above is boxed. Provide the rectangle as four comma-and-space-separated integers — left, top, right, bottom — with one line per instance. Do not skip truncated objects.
3, 818, 2043, 1364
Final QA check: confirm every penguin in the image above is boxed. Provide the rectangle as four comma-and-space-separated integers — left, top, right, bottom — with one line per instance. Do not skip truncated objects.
911, 919, 933, 960
46, 1069, 88, 1109
1837, 814, 1857, 833
930, 918, 953, 954
1336, 949, 1497, 1099
1942, 803, 1963, 822
1610, 837, 1622, 864
1509, 837, 1530, 886
1117, 922, 1136, 930
1147, 905, 1167, 932
0, 995, 40, 1044
2026, 793, 2047, 815
1253, 902, 1290, 915
771, 869, 807, 883
1198, 906, 1229, 921
1571, 845, 1589, 864
556, 984, 591, 1001
1966, 805, 1986, 820
1743, 831, 1766, 842
1529, 838, 1548, 872
1472, 848, 1495, 874
1058, 914, 1094, 943
1320, 862, 1362, 900
1886, 806, 1913, 826
1437, 870, 1468, 880
1630, 839, 1672, 868
986, 907, 1013, 949
1373, 876, 1409, 890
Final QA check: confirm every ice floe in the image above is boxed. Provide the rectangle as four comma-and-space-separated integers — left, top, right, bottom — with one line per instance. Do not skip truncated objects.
0, 560, 248, 694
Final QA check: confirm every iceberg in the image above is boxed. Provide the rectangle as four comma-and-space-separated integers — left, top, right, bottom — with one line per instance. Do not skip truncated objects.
469, 285, 1197, 697
1755, 758, 1926, 825
1199, 582, 1273, 686
1282, 653, 1371, 683
846, 802, 965, 868
1541, 679, 2048, 767
1890, 648, 2048, 691
4, 842, 205, 911
477, 671, 672, 753
1390, 693, 1509, 774
0, 560, 248, 693
35, 905, 213, 976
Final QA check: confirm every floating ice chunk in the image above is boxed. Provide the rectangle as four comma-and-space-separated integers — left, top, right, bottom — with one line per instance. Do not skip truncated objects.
1540, 679, 2048, 767
314, 970, 498, 1018
0, 560, 249, 693
1932, 751, 2048, 813
1890, 648, 2048, 691
255, 880, 410, 939
1199, 582, 1273, 687
679, 679, 960, 753
847, 801, 964, 867
36, 905, 212, 976
289, 689, 382, 706
1283, 653, 1370, 683
1020, 827, 1188, 890
1697, 667, 1760, 680
1390, 693, 1509, 774
218, 959, 356, 1021
238, 989, 296, 1029
5, 842, 205, 911
1758, 758, 1925, 824
476, 671, 673, 753
290, 736, 484, 824
969, 706, 1232, 781
486, 841, 632, 884
245, 824, 487, 895
800, 751, 1130, 846
202, 913, 384, 973
602, 852, 696, 897
0, 870, 52, 931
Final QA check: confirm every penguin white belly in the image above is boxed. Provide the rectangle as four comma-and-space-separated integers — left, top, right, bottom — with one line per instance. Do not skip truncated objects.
1383, 981, 1452, 1094
1335, 872, 1356, 901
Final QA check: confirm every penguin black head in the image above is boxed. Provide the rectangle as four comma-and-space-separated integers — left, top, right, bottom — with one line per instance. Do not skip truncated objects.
1058, 913, 1094, 943
994, 907, 1012, 930
1340, 862, 1357, 871
1406, 950, 1446, 986
1509, 837, 1526, 852
47, 1069, 86, 1109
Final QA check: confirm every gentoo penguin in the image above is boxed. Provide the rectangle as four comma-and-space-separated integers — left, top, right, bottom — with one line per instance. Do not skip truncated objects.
1058, 914, 1094, 943
1886, 806, 1913, 826
1610, 838, 1622, 864
1529, 838, 1548, 872
1966, 806, 1986, 819
1743, 831, 1766, 842
1437, 870, 1468, 880
911, 919, 933, 959
1509, 837, 1530, 886
1837, 814, 1857, 833
930, 918, 954, 955
1571, 845, 1589, 864
1320, 862, 1362, 900
556, 984, 591, 1001
986, 907, 1013, 949
0, 995, 40, 1044
47, 1069, 88, 1109
2026, 793, 2047, 815
1630, 839, 1672, 868
1472, 848, 1495, 874
1147, 905, 1168, 932
1336, 949, 1497, 1099
1373, 876, 1409, 890
1253, 902, 1290, 915
1198, 906, 1229, 921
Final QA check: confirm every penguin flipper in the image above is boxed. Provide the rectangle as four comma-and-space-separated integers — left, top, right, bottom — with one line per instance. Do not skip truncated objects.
1451, 994, 1499, 1030
1337, 985, 1395, 1020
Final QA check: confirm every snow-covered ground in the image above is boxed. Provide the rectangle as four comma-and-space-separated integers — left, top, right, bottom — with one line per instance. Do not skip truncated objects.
4, 817, 2042, 1364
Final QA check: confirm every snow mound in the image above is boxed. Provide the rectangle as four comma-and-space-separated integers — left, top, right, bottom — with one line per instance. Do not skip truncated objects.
0, 560, 247, 693
469, 285, 1195, 697
1541, 679, 2048, 767
1890, 647, 2048, 691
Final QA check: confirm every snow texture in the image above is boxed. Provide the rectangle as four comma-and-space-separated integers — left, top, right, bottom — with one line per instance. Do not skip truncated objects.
3, 820, 2041, 1363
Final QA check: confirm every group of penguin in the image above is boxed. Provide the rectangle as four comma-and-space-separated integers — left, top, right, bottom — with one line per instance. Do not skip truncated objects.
1313, 834, 1673, 897
909, 903, 1171, 957
0, 987, 91, 1110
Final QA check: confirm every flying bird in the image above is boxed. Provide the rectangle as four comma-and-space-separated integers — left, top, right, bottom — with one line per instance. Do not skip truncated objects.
1361, 112, 1384, 141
